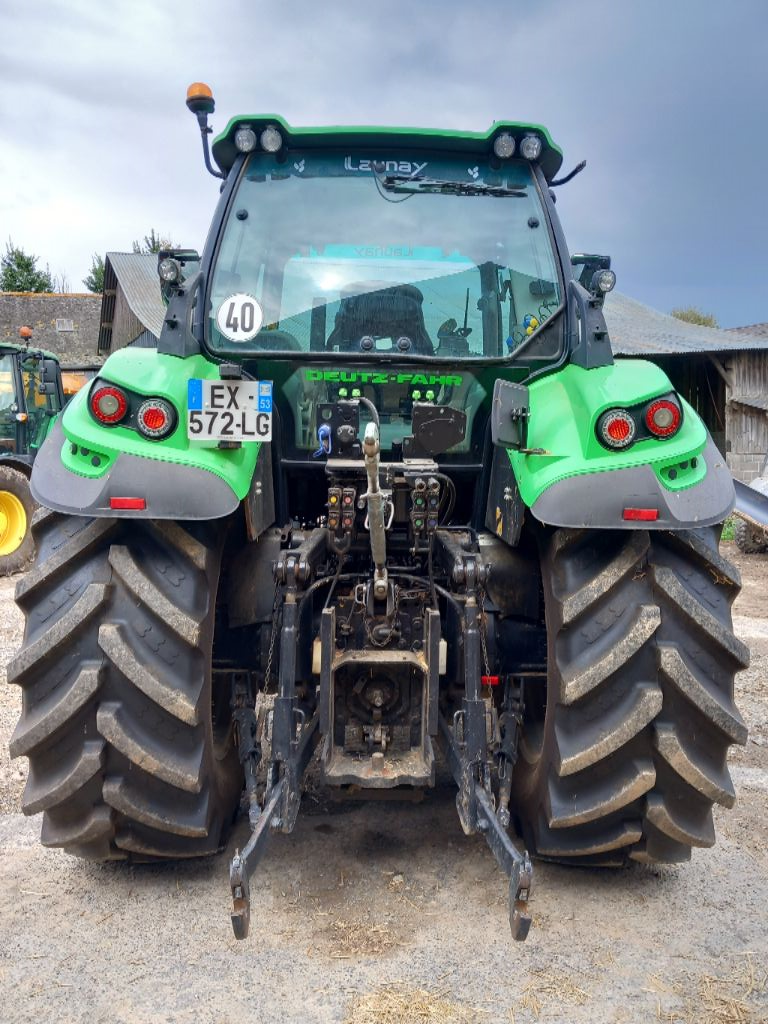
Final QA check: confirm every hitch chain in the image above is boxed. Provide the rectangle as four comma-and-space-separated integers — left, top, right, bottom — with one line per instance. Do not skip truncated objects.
478, 585, 491, 678
495, 678, 524, 829
263, 578, 281, 688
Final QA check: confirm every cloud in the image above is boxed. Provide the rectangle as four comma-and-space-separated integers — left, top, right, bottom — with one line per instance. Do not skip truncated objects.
2, 0, 766, 324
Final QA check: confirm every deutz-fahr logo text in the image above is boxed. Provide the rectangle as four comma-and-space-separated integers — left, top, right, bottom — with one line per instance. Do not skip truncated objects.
305, 369, 462, 387
344, 156, 428, 176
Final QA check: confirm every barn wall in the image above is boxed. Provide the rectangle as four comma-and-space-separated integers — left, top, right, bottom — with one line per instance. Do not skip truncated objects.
111, 287, 145, 352
725, 351, 768, 483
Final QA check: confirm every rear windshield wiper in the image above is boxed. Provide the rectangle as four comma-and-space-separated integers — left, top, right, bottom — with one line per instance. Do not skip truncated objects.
381, 174, 527, 198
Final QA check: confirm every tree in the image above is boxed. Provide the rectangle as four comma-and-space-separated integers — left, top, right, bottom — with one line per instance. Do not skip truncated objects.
132, 229, 177, 255
83, 253, 105, 293
671, 306, 719, 329
53, 272, 71, 294
0, 240, 53, 293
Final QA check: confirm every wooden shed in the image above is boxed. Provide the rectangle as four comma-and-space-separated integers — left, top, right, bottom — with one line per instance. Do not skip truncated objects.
98, 253, 164, 354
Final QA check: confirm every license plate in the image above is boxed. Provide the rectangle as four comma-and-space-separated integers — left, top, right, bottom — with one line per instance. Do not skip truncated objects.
187, 379, 272, 441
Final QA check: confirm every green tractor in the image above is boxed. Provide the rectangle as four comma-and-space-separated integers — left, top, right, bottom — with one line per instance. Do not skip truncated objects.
0, 330, 66, 573
9, 84, 749, 940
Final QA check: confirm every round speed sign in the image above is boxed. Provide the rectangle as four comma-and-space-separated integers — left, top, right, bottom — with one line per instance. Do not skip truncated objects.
216, 293, 264, 342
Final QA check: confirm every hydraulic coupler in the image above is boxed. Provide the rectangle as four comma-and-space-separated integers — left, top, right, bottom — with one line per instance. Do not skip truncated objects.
363, 421, 388, 601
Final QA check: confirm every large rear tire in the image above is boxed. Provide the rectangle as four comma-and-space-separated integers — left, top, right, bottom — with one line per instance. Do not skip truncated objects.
512, 527, 749, 864
734, 518, 768, 555
8, 509, 242, 860
0, 464, 35, 574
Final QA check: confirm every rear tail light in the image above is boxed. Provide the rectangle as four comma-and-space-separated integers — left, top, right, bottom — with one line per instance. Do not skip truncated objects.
598, 409, 636, 449
136, 398, 176, 439
645, 399, 681, 438
90, 385, 128, 425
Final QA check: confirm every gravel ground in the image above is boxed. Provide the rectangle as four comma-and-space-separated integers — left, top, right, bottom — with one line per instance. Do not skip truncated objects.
0, 545, 766, 1024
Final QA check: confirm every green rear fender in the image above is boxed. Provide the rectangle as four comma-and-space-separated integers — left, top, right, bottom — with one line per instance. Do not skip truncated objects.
29, 348, 261, 519
511, 360, 734, 529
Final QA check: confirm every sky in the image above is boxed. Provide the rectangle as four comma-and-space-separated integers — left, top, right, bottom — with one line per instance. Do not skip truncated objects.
1, 0, 767, 329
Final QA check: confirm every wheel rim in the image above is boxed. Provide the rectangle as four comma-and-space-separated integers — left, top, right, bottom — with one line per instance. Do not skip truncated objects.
0, 490, 27, 556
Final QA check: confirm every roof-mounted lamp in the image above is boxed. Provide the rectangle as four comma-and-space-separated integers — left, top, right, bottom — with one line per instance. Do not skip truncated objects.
492, 132, 516, 159
520, 134, 543, 161
591, 269, 616, 295
186, 82, 225, 180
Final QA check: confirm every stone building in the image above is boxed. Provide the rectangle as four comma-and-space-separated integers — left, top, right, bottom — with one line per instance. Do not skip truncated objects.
0, 291, 102, 366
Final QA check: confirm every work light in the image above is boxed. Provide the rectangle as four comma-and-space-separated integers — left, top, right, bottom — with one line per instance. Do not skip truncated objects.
260, 126, 283, 152
520, 135, 542, 161
592, 269, 617, 294
158, 258, 181, 284
234, 126, 257, 153
493, 132, 516, 159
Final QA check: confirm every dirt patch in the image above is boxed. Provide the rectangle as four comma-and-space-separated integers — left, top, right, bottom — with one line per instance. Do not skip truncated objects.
519, 968, 591, 1018
646, 951, 767, 1023
315, 919, 400, 958
344, 985, 485, 1024
722, 541, 768, 620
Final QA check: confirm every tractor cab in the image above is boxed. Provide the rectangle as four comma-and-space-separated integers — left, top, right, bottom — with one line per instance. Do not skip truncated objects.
0, 331, 65, 571
0, 338, 64, 464
188, 110, 574, 378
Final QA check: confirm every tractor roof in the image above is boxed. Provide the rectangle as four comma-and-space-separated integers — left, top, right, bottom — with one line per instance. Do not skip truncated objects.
211, 116, 563, 181
0, 342, 58, 361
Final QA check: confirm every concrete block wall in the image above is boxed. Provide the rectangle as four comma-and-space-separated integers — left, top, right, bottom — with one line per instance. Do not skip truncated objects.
728, 451, 767, 484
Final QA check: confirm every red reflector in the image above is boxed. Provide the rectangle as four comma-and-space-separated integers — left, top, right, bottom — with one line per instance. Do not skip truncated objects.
136, 398, 175, 439
141, 406, 167, 431
110, 497, 146, 510
598, 409, 636, 449
481, 675, 501, 687
606, 417, 632, 442
623, 507, 659, 521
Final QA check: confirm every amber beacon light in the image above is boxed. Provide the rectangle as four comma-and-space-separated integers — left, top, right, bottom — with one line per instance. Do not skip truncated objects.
186, 82, 224, 179
186, 81, 215, 115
